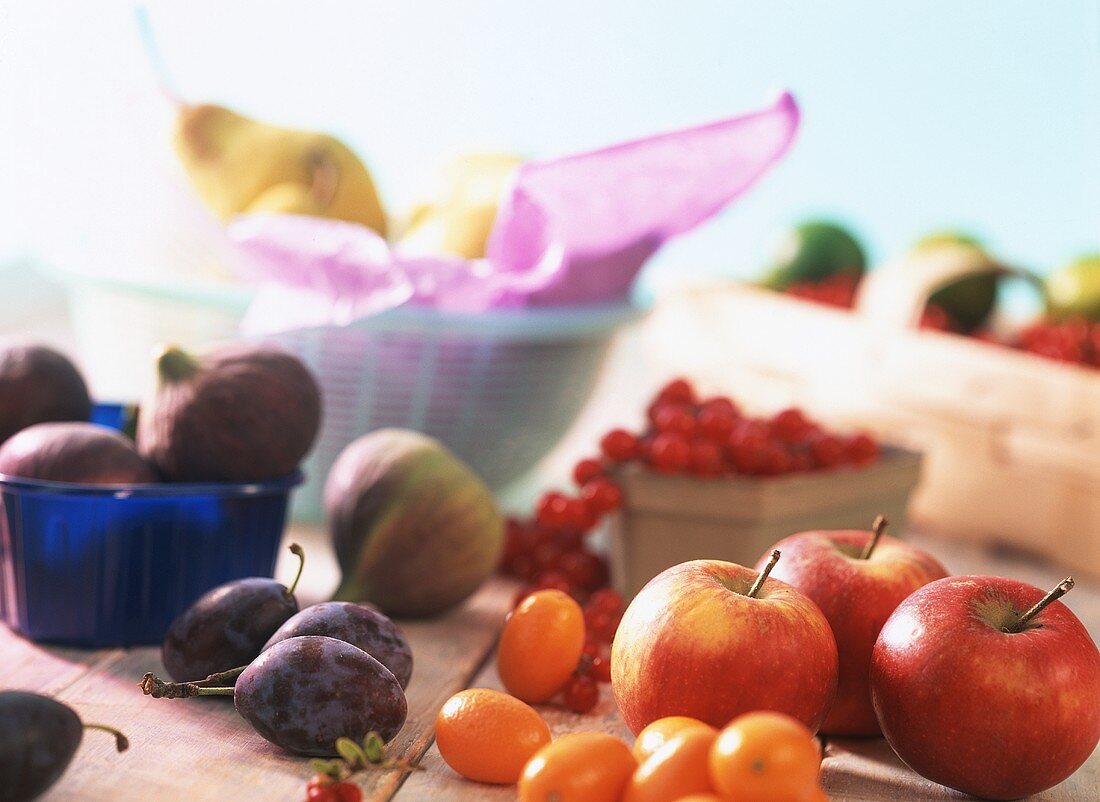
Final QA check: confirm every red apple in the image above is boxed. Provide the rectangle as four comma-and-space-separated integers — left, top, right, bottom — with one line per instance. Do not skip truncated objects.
758, 518, 948, 735
610, 553, 838, 735
871, 575, 1100, 800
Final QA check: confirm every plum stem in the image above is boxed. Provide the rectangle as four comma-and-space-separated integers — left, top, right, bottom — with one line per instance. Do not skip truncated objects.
139, 668, 244, 699
860, 515, 889, 560
1004, 577, 1075, 633
83, 723, 130, 752
285, 543, 305, 599
748, 550, 780, 598
156, 345, 200, 383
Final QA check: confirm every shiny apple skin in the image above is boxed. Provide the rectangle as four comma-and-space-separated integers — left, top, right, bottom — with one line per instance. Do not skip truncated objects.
610, 559, 839, 735
871, 575, 1100, 800
760, 530, 948, 735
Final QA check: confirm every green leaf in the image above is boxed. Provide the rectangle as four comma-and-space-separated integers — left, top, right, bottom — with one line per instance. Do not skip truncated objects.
362, 732, 385, 763
309, 758, 340, 778
336, 737, 368, 768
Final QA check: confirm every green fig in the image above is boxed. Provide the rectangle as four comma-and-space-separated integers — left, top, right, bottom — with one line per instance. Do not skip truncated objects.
1046, 253, 1100, 321
912, 231, 999, 332
327, 429, 503, 618
760, 220, 866, 290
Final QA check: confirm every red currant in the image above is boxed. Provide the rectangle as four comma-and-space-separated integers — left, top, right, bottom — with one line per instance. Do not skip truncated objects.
587, 588, 624, 614
600, 429, 641, 462
563, 673, 600, 713
653, 404, 697, 437
647, 432, 691, 473
558, 550, 609, 592
306, 777, 362, 802
655, 378, 696, 406
846, 432, 880, 466
810, 434, 845, 469
760, 445, 794, 476
699, 396, 739, 419
534, 570, 575, 596
532, 542, 565, 571
572, 458, 604, 486
696, 406, 735, 441
730, 434, 768, 474
770, 407, 811, 443
535, 491, 569, 528
589, 654, 612, 683
688, 439, 725, 476
581, 478, 623, 514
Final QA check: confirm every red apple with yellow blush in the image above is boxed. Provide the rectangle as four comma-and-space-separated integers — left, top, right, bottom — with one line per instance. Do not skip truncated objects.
610, 552, 838, 735
758, 516, 948, 735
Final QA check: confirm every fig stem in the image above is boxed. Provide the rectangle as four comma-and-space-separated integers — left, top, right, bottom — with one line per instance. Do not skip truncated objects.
1005, 577, 1075, 633
83, 723, 130, 752
748, 550, 780, 599
156, 345, 200, 383
139, 671, 238, 699
285, 543, 306, 599
860, 515, 889, 560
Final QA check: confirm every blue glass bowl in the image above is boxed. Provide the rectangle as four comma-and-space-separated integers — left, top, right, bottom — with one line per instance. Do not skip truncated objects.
0, 406, 303, 646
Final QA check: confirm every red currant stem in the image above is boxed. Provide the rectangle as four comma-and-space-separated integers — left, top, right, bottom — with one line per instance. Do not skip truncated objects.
285, 542, 306, 599
139, 672, 236, 699
860, 515, 889, 560
748, 550, 780, 599
1004, 577, 1075, 633
83, 723, 129, 752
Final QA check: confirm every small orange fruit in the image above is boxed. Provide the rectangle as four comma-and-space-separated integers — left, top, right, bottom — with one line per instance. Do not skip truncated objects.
623, 728, 718, 802
709, 711, 821, 801
633, 716, 716, 762
498, 589, 586, 703
519, 732, 636, 801
435, 688, 551, 784
670, 795, 728, 802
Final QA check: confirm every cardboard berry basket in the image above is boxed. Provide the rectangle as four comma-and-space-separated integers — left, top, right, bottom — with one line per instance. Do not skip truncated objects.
608, 450, 921, 597
646, 245, 1100, 578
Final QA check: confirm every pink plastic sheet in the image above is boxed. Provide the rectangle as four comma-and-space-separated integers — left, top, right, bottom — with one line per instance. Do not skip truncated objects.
229, 92, 799, 334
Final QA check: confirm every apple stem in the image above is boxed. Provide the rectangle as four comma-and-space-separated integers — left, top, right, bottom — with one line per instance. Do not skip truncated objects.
83, 723, 130, 752
285, 543, 306, 599
1004, 577, 1075, 633
860, 515, 889, 560
748, 550, 781, 598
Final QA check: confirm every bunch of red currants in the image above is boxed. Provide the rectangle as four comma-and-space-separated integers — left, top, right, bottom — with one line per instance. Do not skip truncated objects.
498, 379, 883, 713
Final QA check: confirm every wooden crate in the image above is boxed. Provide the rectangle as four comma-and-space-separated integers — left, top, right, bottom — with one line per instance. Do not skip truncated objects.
644, 245, 1100, 577
608, 450, 921, 597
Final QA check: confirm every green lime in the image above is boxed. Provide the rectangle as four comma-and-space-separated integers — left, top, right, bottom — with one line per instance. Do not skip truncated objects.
912, 230, 998, 332
1046, 252, 1100, 321
760, 220, 866, 290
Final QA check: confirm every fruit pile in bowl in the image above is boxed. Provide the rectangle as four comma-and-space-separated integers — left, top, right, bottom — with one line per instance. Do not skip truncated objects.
0, 341, 321, 646
764, 219, 1100, 371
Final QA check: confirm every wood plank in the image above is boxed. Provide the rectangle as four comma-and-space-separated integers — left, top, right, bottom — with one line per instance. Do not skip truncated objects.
24, 574, 514, 802
394, 532, 1100, 801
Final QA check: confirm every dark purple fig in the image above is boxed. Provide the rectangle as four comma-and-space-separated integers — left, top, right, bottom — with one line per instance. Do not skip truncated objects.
0, 345, 92, 446
137, 343, 321, 482
327, 429, 503, 618
0, 422, 155, 484
0, 691, 127, 802
161, 544, 305, 682
233, 636, 407, 756
263, 601, 413, 689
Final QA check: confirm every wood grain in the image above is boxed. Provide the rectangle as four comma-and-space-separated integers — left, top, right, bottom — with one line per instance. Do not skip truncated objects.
2, 527, 1098, 802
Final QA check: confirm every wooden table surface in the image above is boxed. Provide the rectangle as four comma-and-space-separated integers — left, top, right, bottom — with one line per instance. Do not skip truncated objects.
3, 525, 1098, 802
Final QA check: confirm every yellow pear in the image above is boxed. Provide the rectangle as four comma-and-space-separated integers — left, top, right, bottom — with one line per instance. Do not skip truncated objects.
398, 153, 523, 259
174, 104, 386, 235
